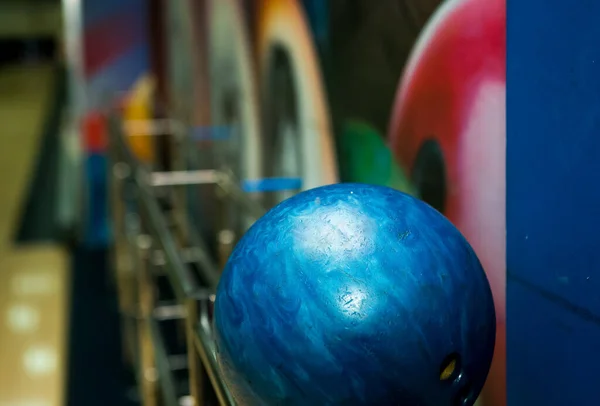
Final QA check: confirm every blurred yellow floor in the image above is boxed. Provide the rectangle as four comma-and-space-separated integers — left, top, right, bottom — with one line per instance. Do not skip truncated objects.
0, 64, 70, 406
0, 65, 54, 247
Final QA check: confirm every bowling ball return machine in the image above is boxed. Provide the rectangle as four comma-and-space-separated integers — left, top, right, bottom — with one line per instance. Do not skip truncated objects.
107, 105, 495, 406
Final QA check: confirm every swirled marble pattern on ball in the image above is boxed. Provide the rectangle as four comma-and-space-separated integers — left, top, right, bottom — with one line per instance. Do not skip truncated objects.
214, 183, 495, 406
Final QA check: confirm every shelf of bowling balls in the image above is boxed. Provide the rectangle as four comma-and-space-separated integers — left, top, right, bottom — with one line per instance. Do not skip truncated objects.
107, 114, 269, 406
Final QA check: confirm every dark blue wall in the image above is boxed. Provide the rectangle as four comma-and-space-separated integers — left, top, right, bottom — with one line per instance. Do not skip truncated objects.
508, 0, 600, 404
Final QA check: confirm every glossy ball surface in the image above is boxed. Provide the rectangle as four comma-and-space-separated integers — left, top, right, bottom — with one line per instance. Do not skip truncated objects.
214, 183, 495, 406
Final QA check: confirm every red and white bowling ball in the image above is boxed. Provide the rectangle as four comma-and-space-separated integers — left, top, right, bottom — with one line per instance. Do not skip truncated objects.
387, 0, 505, 405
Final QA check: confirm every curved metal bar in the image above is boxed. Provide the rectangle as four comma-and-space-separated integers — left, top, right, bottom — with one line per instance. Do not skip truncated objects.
195, 299, 238, 406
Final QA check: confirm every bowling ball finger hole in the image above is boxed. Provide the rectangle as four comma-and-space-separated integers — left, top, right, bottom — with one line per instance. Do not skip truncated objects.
412, 138, 447, 213
439, 352, 461, 382
453, 382, 474, 406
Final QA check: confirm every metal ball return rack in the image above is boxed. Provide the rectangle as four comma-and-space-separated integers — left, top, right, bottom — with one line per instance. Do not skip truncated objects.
107, 111, 300, 406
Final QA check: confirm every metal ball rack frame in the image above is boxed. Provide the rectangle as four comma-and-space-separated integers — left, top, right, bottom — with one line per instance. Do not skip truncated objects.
107, 112, 277, 406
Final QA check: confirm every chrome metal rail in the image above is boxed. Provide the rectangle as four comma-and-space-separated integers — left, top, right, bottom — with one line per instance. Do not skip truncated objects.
107, 113, 274, 406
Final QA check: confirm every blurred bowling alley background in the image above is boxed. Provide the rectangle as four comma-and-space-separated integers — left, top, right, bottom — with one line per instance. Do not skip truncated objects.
0, 0, 598, 405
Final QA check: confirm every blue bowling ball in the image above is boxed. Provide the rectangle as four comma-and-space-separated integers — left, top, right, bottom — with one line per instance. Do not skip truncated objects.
214, 183, 495, 406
